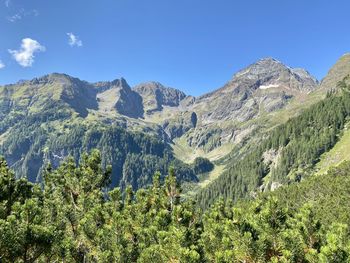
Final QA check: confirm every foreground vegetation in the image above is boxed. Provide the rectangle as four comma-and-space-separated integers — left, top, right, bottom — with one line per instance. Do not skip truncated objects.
1, 150, 350, 262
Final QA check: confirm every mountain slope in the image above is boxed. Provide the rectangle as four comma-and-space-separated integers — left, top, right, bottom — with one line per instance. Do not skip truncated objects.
319, 53, 350, 91
0, 74, 201, 187
165, 58, 320, 158
196, 86, 350, 208
0, 56, 336, 192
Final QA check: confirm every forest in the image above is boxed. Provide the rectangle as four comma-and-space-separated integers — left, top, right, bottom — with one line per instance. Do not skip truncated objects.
0, 149, 350, 262
196, 84, 350, 209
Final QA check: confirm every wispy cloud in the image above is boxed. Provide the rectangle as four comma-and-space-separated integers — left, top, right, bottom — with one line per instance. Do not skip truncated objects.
67, 32, 83, 47
7, 12, 21, 22
4, 0, 11, 7
7, 8, 39, 22
8, 38, 45, 67
0, 60, 5, 69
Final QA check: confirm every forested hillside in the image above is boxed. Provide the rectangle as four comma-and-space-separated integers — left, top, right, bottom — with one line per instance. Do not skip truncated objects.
196, 81, 350, 209
1, 150, 350, 262
0, 74, 218, 189
0, 111, 203, 189
0, 56, 327, 191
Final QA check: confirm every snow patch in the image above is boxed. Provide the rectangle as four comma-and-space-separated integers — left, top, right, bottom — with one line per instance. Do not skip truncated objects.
259, 84, 280, 90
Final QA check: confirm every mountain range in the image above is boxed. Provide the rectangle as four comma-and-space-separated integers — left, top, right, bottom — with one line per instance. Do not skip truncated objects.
1, 54, 350, 197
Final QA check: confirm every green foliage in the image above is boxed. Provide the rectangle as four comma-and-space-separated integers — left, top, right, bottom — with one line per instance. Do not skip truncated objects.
1, 151, 350, 262
192, 157, 214, 175
0, 113, 199, 189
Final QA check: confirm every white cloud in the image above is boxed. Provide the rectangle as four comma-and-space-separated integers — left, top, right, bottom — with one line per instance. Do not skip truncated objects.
7, 9, 39, 22
8, 38, 46, 67
67, 32, 82, 47
7, 12, 22, 22
0, 60, 5, 69
4, 0, 11, 7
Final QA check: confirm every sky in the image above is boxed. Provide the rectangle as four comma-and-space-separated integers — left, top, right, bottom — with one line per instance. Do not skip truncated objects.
0, 0, 350, 96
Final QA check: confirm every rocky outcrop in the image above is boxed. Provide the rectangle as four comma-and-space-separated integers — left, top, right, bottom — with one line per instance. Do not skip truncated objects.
162, 111, 197, 139
133, 82, 187, 114
96, 78, 144, 118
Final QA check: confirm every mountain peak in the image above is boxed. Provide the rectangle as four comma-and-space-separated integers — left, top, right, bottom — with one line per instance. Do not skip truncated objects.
111, 77, 130, 89
232, 57, 288, 79
257, 57, 282, 64
228, 57, 317, 92
195, 58, 318, 123
133, 81, 187, 114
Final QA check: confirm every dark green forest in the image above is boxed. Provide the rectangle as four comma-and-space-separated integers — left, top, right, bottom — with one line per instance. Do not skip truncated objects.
1, 150, 350, 262
196, 84, 350, 209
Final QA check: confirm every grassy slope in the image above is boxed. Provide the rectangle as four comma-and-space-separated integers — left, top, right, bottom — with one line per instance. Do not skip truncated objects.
172, 135, 234, 164
315, 122, 350, 174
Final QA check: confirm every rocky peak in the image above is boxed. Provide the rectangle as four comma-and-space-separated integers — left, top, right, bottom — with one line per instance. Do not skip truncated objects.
133, 81, 187, 114
233, 57, 285, 78
227, 57, 318, 93
95, 77, 143, 118
94, 77, 131, 92
194, 58, 318, 123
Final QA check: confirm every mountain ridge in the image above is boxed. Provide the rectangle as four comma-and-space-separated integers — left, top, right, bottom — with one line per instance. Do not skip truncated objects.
0, 55, 348, 193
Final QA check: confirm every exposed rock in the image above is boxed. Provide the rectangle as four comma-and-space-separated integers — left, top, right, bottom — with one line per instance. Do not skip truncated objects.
191, 58, 319, 124
162, 111, 197, 139
270, 181, 283, 191
96, 78, 144, 118
133, 82, 187, 114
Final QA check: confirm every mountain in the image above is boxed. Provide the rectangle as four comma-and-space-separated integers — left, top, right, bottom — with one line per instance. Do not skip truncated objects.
166, 58, 320, 159
2, 55, 348, 195
192, 57, 318, 123
195, 54, 350, 209
0, 73, 205, 188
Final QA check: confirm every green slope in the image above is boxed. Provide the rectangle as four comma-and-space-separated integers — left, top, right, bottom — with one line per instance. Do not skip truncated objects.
196, 86, 350, 209
316, 123, 350, 174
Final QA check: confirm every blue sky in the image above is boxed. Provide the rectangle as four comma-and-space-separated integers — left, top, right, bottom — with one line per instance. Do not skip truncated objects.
0, 0, 350, 96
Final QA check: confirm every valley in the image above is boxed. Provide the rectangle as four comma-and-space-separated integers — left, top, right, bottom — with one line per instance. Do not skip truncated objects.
3, 55, 346, 194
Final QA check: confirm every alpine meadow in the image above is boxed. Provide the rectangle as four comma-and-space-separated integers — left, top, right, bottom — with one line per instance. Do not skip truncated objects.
1, 1, 350, 262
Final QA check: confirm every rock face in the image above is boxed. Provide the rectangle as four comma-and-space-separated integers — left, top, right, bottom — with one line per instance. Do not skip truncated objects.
191, 58, 319, 123
162, 111, 198, 139
96, 78, 144, 118
133, 82, 187, 114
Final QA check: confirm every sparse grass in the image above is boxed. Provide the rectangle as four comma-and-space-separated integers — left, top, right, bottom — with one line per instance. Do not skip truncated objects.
172, 136, 234, 164
316, 123, 350, 174
197, 164, 226, 188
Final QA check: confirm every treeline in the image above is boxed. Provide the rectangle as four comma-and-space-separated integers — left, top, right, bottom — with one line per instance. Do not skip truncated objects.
1, 151, 350, 262
195, 84, 350, 209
